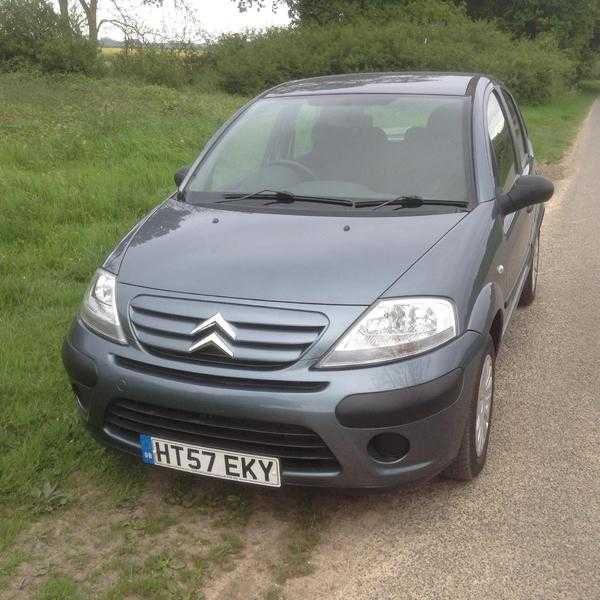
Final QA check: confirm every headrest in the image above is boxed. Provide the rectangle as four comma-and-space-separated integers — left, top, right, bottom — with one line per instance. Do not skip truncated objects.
426, 105, 462, 139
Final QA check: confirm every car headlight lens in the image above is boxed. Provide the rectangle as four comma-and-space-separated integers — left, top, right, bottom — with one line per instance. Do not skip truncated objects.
318, 298, 457, 368
80, 269, 127, 344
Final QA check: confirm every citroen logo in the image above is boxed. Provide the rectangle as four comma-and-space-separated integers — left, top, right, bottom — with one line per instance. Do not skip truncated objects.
188, 313, 236, 358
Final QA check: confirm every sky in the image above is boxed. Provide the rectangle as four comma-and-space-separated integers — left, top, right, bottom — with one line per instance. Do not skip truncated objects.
55, 0, 291, 41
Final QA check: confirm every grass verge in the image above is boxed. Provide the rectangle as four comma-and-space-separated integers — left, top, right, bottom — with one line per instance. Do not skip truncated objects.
522, 91, 597, 164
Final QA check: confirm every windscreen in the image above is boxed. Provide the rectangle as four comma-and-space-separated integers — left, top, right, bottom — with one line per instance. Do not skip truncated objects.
187, 94, 471, 204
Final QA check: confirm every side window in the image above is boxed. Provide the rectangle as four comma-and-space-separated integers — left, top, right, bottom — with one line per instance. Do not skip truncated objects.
487, 92, 518, 193
501, 90, 528, 166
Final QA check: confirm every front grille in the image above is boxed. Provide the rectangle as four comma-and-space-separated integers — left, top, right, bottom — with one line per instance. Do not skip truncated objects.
129, 296, 328, 368
104, 399, 341, 475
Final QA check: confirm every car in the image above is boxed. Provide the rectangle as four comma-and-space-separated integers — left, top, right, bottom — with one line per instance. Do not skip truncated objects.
62, 72, 553, 491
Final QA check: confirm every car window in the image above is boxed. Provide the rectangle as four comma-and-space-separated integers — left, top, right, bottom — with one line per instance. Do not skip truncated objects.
205, 102, 282, 191
188, 94, 471, 206
501, 90, 528, 166
487, 92, 518, 193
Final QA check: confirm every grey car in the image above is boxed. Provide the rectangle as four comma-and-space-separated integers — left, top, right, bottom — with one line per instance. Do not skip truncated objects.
62, 73, 553, 490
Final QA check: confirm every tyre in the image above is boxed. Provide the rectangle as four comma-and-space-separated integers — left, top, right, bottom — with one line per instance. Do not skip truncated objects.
519, 233, 540, 306
443, 335, 495, 481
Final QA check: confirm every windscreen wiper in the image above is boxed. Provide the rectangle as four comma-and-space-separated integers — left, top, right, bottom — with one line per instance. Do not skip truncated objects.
369, 195, 469, 211
217, 189, 296, 204
216, 189, 357, 207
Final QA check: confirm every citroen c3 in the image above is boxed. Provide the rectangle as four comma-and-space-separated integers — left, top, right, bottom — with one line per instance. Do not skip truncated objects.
62, 73, 554, 490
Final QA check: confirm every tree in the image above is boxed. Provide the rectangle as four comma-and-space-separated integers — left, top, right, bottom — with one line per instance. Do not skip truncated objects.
458, 0, 600, 53
0, 0, 61, 62
235, 0, 411, 25
57, 0, 68, 25
56, 0, 170, 45
235, 0, 600, 54
0, 0, 99, 72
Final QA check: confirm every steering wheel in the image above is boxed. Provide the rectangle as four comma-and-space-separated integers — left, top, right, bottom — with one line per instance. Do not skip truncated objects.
267, 159, 318, 181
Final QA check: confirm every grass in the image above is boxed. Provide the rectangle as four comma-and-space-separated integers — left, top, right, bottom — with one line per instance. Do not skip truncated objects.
0, 70, 245, 559
272, 494, 327, 583
0, 72, 243, 499
0, 71, 596, 597
36, 577, 86, 600
522, 91, 597, 164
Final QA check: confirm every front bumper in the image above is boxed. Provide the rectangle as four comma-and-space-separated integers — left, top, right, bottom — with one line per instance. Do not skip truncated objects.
63, 317, 485, 490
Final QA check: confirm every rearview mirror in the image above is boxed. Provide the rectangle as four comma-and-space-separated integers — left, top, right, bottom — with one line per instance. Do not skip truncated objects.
174, 165, 190, 187
498, 175, 554, 216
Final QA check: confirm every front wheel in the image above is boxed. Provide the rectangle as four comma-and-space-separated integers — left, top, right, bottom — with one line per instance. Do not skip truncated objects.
519, 233, 540, 306
442, 335, 495, 481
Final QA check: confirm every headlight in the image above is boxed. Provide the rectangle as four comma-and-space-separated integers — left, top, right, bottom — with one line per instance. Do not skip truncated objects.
80, 269, 127, 344
318, 297, 457, 368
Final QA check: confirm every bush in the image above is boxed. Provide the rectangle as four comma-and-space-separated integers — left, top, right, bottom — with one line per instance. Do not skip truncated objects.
109, 44, 211, 89
205, 0, 575, 103
39, 36, 102, 74
0, 0, 101, 74
0, 0, 56, 64
578, 80, 600, 95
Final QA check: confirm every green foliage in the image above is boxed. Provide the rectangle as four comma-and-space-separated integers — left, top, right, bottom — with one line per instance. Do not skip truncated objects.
109, 44, 210, 88
237, 0, 600, 56
30, 480, 71, 514
0, 0, 58, 64
236, 0, 414, 25
36, 576, 86, 600
579, 79, 600, 94
0, 0, 100, 74
459, 0, 600, 54
209, 0, 574, 103
39, 34, 102, 74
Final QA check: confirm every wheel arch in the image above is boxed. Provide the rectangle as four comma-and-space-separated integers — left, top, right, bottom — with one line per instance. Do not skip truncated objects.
466, 282, 504, 350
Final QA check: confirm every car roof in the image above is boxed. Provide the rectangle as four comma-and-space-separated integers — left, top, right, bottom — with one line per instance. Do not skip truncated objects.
264, 72, 488, 98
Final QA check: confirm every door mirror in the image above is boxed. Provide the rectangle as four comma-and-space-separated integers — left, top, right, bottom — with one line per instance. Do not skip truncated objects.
498, 175, 554, 215
174, 165, 190, 187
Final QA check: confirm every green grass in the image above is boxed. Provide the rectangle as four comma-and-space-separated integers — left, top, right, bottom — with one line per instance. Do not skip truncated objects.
36, 576, 86, 600
0, 71, 596, 596
0, 70, 245, 543
522, 91, 597, 164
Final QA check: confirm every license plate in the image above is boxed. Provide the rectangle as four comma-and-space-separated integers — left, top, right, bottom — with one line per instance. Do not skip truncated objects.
139, 434, 281, 487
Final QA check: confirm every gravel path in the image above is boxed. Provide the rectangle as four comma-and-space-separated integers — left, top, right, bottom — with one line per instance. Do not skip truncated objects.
283, 101, 600, 600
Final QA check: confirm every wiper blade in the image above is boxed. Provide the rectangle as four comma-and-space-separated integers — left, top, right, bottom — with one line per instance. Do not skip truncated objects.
217, 189, 297, 204
369, 195, 469, 211
217, 189, 357, 207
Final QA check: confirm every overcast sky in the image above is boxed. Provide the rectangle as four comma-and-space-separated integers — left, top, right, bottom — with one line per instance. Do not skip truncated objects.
56, 0, 290, 40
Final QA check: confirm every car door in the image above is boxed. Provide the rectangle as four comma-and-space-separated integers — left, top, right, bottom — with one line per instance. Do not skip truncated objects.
500, 87, 538, 237
486, 89, 532, 308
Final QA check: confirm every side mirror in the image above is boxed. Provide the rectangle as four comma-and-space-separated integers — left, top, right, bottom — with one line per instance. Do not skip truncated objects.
174, 165, 190, 188
498, 175, 554, 216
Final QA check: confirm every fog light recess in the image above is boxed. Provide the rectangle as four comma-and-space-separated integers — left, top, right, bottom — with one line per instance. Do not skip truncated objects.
368, 433, 410, 463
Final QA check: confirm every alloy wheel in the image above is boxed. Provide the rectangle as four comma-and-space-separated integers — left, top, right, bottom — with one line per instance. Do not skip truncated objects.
475, 354, 494, 457
531, 235, 540, 295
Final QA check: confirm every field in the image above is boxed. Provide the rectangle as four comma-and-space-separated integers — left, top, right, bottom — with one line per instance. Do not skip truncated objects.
0, 72, 596, 599
100, 47, 123, 56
